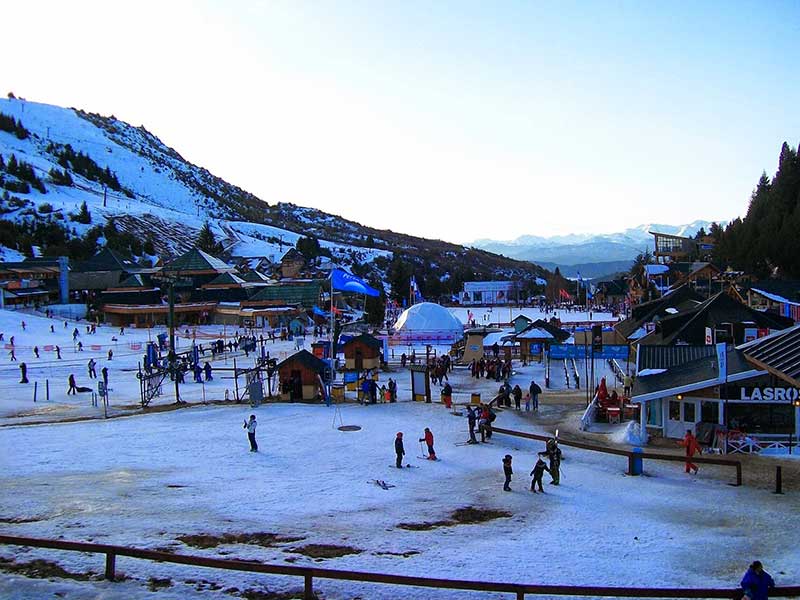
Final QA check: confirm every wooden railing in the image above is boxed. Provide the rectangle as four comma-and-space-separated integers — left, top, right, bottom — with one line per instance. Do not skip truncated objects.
491, 427, 743, 486
1, 534, 798, 598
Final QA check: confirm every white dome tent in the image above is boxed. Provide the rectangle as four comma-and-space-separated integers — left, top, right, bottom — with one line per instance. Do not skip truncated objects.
393, 302, 464, 343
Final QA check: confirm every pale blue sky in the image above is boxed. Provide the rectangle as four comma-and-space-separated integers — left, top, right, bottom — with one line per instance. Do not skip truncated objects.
2, 1, 798, 243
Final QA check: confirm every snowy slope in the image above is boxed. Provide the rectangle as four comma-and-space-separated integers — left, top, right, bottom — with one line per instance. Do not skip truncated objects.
0, 97, 391, 266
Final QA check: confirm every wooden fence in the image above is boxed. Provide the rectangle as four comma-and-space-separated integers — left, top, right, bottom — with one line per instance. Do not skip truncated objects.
1, 535, 798, 598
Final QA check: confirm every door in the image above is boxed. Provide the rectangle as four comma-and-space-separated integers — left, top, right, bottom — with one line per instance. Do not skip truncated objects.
666, 397, 700, 438
355, 349, 363, 371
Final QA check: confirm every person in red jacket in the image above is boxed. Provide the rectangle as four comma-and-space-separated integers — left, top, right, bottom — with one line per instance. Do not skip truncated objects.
419, 427, 436, 460
678, 429, 701, 474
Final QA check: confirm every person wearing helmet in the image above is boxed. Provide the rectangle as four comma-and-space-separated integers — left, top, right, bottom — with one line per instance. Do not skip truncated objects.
394, 432, 405, 468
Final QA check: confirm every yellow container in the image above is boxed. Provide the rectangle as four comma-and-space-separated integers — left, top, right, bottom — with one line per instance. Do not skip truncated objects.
346, 381, 356, 392
331, 384, 345, 400
471, 393, 481, 405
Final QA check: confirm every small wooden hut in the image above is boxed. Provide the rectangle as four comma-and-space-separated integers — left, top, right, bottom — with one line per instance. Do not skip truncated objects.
342, 333, 382, 371
277, 349, 326, 402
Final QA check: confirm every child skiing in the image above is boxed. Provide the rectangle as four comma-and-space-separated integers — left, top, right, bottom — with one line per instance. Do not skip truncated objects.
502, 454, 513, 491
530, 457, 550, 493
419, 428, 436, 460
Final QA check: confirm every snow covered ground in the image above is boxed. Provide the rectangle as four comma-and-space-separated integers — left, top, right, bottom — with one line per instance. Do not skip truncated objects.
2, 306, 795, 598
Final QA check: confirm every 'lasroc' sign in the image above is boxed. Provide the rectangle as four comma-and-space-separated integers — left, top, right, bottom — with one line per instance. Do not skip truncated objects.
740, 387, 800, 402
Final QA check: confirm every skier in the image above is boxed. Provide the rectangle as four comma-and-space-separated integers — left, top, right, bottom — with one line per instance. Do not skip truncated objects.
740, 560, 774, 600
539, 438, 563, 485
678, 429, 701, 474
33, 346, 39, 359
512, 384, 522, 410
77, 341, 83, 352
19, 362, 28, 384
203, 362, 213, 381
419, 428, 436, 460
107, 349, 113, 361
243, 414, 258, 452
394, 432, 405, 468
101, 367, 108, 390
50, 325, 54, 333
87, 358, 97, 379
502, 454, 513, 491
529, 456, 550, 493
67, 373, 77, 395
9, 348, 16, 362
193, 364, 203, 383
21, 321, 26, 331
55, 346, 62, 359
466, 406, 478, 444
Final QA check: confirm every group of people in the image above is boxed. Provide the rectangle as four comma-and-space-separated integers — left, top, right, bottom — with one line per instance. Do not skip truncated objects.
469, 356, 512, 381
502, 437, 563, 492
393, 427, 438, 467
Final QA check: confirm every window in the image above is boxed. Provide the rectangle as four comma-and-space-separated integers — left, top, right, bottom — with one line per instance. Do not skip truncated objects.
669, 400, 680, 420
701, 401, 719, 423
726, 404, 795, 434
683, 402, 696, 422
646, 399, 663, 427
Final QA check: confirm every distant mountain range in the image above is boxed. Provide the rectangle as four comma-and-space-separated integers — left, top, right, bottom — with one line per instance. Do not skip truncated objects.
472, 221, 728, 279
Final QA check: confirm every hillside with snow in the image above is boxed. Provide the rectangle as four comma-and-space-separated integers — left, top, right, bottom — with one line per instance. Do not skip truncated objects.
0, 97, 545, 288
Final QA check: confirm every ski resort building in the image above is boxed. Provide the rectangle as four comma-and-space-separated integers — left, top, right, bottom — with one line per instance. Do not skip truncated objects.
276, 349, 327, 402
461, 281, 517, 306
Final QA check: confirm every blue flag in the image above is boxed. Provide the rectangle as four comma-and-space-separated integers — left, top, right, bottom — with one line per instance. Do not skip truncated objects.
312, 305, 330, 317
331, 269, 381, 297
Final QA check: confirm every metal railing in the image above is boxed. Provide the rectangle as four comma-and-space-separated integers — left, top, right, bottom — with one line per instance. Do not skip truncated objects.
1, 535, 797, 598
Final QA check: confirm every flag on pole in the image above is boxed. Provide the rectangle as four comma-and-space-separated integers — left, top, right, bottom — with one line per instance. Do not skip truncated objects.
410, 276, 423, 303
330, 269, 380, 297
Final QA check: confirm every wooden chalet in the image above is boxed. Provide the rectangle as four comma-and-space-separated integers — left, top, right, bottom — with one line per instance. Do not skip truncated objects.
744, 280, 800, 324
342, 333, 382, 371
279, 248, 306, 279
650, 231, 714, 264
0, 257, 66, 306
277, 349, 327, 402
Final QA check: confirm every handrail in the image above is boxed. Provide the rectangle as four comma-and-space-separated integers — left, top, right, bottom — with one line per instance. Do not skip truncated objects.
491, 427, 742, 486
1, 534, 797, 598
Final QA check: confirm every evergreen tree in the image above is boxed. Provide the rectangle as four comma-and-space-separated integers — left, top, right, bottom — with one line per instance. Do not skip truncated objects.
75, 200, 91, 224
196, 221, 223, 255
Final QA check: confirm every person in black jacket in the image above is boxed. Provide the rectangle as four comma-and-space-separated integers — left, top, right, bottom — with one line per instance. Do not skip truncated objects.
539, 438, 563, 485
530, 457, 550, 493
395, 432, 405, 468
467, 407, 478, 444
502, 454, 513, 491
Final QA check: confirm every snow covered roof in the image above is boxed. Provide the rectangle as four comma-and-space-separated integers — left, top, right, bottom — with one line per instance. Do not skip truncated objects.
751, 288, 800, 307
394, 302, 464, 335
516, 327, 555, 340
161, 248, 233, 273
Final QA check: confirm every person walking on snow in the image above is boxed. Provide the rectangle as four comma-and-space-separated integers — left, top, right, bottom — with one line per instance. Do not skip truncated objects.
502, 454, 513, 491
678, 429, 701, 474
512, 384, 522, 410
244, 414, 258, 452
55, 346, 62, 359
19, 362, 28, 384
203, 362, 213, 381
87, 358, 97, 379
9, 348, 16, 362
419, 428, 436, 460
740, 560, 774, 600
33, 346, 39, 359
394, 432, 405, 468
530, 457, 550, 493
67, 373, 77, 395
529, 380, 542, 411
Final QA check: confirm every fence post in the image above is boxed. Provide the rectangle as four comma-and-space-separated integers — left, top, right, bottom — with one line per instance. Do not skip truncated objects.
105, 552, 116, 581
774, 466, 783, 495
736, 462, 742, 487
516, 589, 525, 600
304, 573, 314, 599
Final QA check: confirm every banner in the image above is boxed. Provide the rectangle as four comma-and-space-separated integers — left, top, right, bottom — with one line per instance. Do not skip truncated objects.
331, 269, 380, 297
549, 344, 629, 360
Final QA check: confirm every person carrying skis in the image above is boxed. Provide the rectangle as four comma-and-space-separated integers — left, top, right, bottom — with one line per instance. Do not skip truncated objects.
530, 456, 550, 493
678, 429, 701, 474
394, 432, 405, 468
419, 427, 436, 460
244, 414, 258, 452
539, 438, 563, 485
502, 454, 513, 491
